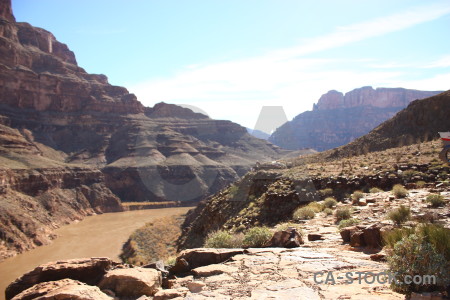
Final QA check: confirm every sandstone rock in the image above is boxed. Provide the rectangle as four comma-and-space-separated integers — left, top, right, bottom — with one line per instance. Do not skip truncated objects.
170, 249, 243, 274
307, 233, 323, 241
5, 257, 115, 300
187, 281, 206, 293
98, 267, 162, 297
339, 226, 358, 243
192, 264, 238, 277
10, 279, 112, 300
370, 252, 386, 262
266, 229, 304, 248
350, 231, 365, 247
362, 224, 383, 248
153, 288, 189, 300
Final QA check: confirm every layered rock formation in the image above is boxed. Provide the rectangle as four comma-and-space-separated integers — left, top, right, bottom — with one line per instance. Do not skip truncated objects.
270, 87, 442, 151
0, 0, 283, 260
325, 90, 450, 159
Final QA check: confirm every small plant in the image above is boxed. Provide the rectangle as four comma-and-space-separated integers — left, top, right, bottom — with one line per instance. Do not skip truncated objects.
335, 207, 351, 222
165, 256, 177, 266
369, 187, 382, 193
323, 197, 337, 208
323, 208, 333, 216
319, 188, 333, 197
426, 194, 445, 208
275, 222, 303, 233
387, 205, 411, 225
293, 207, 315, 220
204, 230, 242, 248
228, 185, 239, 199
392, 184, 408, 199
242, 226, 272, 248
338, 218, 360, 230
307, 202, 324, 213
415, 181, 426, 188
387, 234, 450, 294
351, 190, 364, 203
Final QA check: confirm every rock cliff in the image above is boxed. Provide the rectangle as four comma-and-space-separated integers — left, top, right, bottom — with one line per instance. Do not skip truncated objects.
0, 0, 283, 260
270, 87, 442, 151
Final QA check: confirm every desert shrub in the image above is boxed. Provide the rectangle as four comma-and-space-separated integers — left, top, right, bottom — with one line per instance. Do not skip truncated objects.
335, 207, 351, 222
338, 218, 360, 230
323, 208, 333, 216
415, 181, 426, 188
165, 256, 177, 266
307, 202, 324, 213
387, 234, 450, 294
369, 187, 382, 193
293, 207, 315, 220
426, 194, 445, 208
319, 188, 333, 197
228, 185, 239, 198
242, 226, 272, 248
204, 230, 243, 248
418, 224, 450, 261
323, 197, 337, 208
392, 184, 408, 199
275, 222, 303, 233
387, 205, 410, 225
351, 191, 364, 203
383, 227, 415, 248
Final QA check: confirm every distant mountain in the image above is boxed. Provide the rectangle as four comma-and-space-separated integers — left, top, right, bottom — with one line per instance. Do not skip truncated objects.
247, 128, 271, 140
324, 90, 450, 159
269, 87, 442, 151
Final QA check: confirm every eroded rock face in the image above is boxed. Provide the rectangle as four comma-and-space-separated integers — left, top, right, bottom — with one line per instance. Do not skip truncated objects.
270, 87, 442, 151
0, 0, 284, 259
5, 257, 116, 300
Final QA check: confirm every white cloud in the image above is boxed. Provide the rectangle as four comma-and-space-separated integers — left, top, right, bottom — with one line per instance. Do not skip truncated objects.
129, 2, 450, 129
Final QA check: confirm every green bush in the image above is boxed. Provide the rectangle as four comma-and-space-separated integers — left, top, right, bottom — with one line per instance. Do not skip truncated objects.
323, 197, 337, 208
293, 207, 315, 220
323, 208, 333, 216
307, 202, 324, 213
426, 194, 445, 207
351, 191, 364, 203
242, 227, 272, 248
392, 184, 408, 199
319, 188, 333, 197
335, 207, 351, 222
204, 230, 243, 248
387, 234, 450, 294
415, 181, 426, 188
387, 205, 410, 225
369, 187, 382, 193
383, 227, 415, 248
275, 222, 303, 233
338, 218, 360, 230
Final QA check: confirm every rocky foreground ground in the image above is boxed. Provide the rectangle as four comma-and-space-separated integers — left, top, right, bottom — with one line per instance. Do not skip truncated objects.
5, 187, 449, 300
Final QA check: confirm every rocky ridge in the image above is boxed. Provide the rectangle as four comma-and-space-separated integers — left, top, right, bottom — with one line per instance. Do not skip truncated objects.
269, 87, 442, 151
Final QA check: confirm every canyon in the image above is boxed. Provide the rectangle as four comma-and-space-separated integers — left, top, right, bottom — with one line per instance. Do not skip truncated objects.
0, 0, 283, 260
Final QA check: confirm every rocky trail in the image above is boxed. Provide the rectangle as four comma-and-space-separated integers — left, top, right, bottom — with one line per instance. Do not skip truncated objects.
5, 187, 448, 299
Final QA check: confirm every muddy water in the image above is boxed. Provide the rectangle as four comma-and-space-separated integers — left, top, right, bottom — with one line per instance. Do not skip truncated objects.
0, 207, 192, 299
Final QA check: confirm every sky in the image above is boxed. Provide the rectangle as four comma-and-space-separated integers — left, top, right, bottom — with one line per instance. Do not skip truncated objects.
12, 0, 450, 132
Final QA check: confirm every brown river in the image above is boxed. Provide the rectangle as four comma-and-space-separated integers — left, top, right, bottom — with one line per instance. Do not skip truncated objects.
0, 207, 192, 300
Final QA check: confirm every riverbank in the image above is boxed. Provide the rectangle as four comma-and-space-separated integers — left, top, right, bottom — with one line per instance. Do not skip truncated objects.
0, 207, 192, 300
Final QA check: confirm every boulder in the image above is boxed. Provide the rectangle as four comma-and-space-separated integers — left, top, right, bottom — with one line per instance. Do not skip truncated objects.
307, 233, 323, 241
187, 281, 206, 293
10, 279, 112, 300
339, 226, 358, 243
192, 264, 238, 277
350, 231, 365, 247
170, 248, 243, 274
6, 257, 115, 300
266, 229, 304, 248
98, 267, 161, 297
362, 224, 382, 248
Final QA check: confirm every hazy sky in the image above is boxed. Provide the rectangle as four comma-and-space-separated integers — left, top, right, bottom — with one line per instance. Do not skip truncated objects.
13, 0, 450, 130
